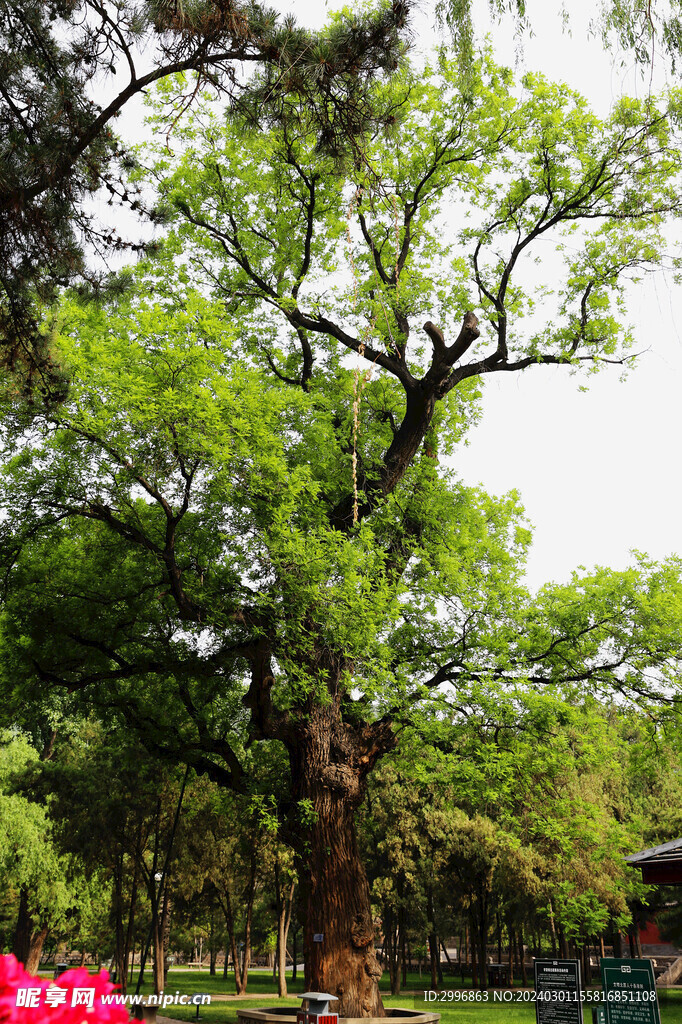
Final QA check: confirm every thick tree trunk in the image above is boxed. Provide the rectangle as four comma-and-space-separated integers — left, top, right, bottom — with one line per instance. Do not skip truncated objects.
298, 789, 383, 1016
288, 724, 387, 1019
287, 701, 396, 1018
26, 925, 49, 975
12, 887, 49, 974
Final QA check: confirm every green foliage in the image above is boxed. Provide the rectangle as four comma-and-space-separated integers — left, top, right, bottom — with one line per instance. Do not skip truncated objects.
0, 731, 104, 953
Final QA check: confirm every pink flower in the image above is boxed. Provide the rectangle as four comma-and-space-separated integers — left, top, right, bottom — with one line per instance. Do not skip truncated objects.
0, 956, 128, 1024
0, 955, 48, 1024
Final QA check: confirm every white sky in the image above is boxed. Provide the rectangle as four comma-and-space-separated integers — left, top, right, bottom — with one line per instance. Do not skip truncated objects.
273, 0, 682, 591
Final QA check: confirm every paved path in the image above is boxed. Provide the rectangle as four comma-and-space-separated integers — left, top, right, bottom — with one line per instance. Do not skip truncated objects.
202, 994, 298, 1002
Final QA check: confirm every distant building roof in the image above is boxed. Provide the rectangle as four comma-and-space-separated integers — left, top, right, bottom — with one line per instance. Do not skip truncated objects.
626, 839, 682, 884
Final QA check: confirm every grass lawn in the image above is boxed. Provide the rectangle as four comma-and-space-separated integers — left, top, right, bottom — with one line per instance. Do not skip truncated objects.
159, 995, 682, 1024
143, 973, 682, 1024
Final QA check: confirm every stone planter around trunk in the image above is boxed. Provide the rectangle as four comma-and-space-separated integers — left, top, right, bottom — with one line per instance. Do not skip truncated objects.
237, 1008, 440, 1024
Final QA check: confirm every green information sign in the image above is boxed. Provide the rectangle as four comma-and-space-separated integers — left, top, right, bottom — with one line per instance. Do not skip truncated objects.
599, 958, 661, 1024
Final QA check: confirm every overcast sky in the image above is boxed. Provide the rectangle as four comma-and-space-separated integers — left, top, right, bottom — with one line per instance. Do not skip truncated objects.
272, 0, 682, 591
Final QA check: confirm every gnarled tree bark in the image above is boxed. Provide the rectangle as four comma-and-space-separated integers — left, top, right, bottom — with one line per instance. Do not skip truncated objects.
288, 702, 397, 1017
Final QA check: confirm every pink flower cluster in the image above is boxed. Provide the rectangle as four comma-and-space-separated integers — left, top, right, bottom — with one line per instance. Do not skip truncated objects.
0, 956, 129, 1024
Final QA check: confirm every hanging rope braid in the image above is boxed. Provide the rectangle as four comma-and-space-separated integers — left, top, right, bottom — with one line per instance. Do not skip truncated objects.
346, 188, 402, 523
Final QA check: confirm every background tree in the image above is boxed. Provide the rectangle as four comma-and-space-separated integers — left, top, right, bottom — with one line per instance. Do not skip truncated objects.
30, 725, 200, 992
0, 732, 105, 972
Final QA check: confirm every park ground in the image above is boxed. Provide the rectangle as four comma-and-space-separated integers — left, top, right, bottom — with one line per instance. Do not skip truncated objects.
101, 969, 682, 1024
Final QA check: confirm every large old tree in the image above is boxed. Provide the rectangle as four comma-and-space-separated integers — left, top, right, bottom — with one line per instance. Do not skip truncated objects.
2, 54, 682, 1013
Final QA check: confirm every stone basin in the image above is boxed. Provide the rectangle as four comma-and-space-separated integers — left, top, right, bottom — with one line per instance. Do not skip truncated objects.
237, 1009, 440, 1024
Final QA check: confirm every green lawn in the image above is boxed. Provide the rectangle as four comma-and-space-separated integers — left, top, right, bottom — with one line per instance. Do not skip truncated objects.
156, 969, 434, 995
144, 972, 682, 1024
159, 996, 682, 1024
38, 967, 682, 1023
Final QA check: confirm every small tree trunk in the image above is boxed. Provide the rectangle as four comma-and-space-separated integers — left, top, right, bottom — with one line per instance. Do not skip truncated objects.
477, 915, 488, 990
218, 879, 245, 994
120, 856, 139, 996
558, 927, 569, 960
548, 901, 558, 957
518, 929, 527, 987
153, 919, 164, 994
427, 888, 438, 990
239, 852, 257, 995
114, 858, 126, 990
384, 909, 395, 994
613, 929, 623, 958
277, 878, 295, 997
469, 917, 478, 989
508, 925, 515, 988
161, 892, 172, 985
209, 907, 217, 977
